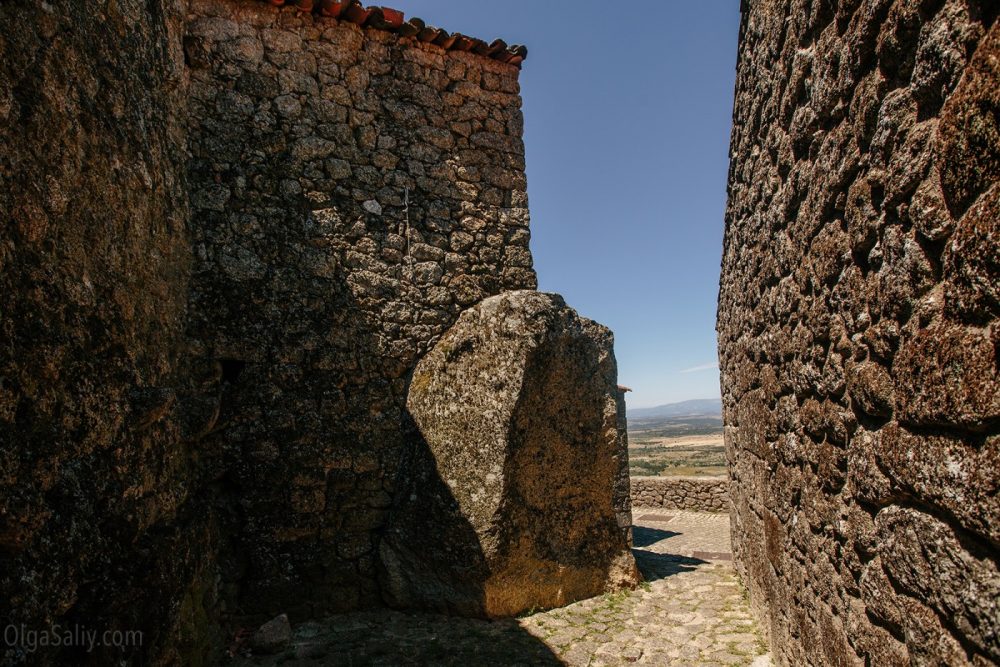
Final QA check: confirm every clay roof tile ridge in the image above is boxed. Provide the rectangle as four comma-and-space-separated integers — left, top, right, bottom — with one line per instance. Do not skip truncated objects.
252, 0, 525, 65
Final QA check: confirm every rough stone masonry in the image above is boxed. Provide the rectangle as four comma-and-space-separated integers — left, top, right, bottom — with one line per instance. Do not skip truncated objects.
720, 1, 999, 665
0, 0, 634, 664
0, 1, 208, 664
630, 476, 729, 513
184, 0, 537, 626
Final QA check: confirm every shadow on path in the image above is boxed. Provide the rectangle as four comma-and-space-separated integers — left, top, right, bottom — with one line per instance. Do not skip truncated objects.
633, 525, 680, 547
233, 609, 562, 666
631, 526, 710, 583
633, 549, 709, 582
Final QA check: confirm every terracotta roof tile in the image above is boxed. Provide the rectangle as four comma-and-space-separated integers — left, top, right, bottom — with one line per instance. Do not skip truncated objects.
433, 31, 458, 49
254, 0, 527, 67
416, 25, 442, 43
340, 2, 371, 24
397, 17, 423, 37
454, 34, 476, 52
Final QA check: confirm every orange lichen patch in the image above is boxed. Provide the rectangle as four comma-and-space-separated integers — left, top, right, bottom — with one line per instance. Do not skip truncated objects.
259, 0, 527, 67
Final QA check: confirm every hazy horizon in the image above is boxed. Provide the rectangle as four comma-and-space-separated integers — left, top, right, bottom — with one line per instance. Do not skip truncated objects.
627, 396, 722, 413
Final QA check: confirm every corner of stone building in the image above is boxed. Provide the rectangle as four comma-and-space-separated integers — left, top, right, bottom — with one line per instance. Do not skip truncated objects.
1, 0, 544, 661
181, 0, 540, 635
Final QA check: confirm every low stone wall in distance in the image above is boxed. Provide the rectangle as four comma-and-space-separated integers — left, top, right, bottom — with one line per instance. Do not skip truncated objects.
630, 476, 729, 513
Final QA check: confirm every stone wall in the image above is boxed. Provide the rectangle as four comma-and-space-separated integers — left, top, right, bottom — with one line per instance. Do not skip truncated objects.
1, 0, 535, 662
0, 1, 219, 664
614, 390, 634, 544
720, 1, 999, 665
630, 477, 729, 513
183, 0, 535, 623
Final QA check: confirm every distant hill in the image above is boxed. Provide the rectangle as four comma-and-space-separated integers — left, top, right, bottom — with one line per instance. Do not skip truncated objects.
627, 398, 722, 421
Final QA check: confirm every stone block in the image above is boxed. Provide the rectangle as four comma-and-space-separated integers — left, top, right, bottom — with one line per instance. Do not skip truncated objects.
380, 291, 639, 617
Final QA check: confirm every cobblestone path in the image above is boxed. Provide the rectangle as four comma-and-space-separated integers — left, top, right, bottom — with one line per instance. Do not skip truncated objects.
233, 510, 770, 666
517, 510, 771, 666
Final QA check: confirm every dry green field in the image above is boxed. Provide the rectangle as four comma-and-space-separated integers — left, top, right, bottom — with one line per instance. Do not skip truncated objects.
628, 416, 726, 477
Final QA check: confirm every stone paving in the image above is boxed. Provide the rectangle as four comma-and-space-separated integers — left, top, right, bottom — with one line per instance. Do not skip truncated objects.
232, 509, 770, 666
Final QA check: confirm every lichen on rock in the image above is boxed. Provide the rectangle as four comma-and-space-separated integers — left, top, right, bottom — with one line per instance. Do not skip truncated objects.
380, 291, 639, 617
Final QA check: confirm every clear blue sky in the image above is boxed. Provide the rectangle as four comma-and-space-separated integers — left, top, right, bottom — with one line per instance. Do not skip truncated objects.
391, 1, 741, 408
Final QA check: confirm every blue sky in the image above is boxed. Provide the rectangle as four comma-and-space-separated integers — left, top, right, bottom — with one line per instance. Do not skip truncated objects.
390, 1, 741, 408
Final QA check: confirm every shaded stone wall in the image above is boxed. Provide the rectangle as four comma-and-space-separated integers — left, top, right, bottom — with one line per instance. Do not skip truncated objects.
0, 1, 219, 664
1, 0, 534, 661
614, 390, 635, 544
630, 477, 729, 513
183, 0, 535, 623
720, 1, 998, 665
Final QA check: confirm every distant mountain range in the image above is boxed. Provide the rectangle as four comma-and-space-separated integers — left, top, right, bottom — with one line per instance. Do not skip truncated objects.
627, 398, 722, 420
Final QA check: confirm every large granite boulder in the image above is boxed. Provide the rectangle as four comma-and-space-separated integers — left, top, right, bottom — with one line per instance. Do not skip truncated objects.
379, 291, 639, 617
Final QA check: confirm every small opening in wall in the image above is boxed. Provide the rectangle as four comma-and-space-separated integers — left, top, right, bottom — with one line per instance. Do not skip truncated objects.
219, 359, 246, 384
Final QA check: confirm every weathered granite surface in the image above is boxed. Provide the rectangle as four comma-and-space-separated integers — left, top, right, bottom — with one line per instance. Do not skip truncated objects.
381, 291, 638, 617
0, 1, 223, 664
183, 0, 536, 625
631, 477, 729, 513
1, 0, 537, 662
720, 1, 999, 664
